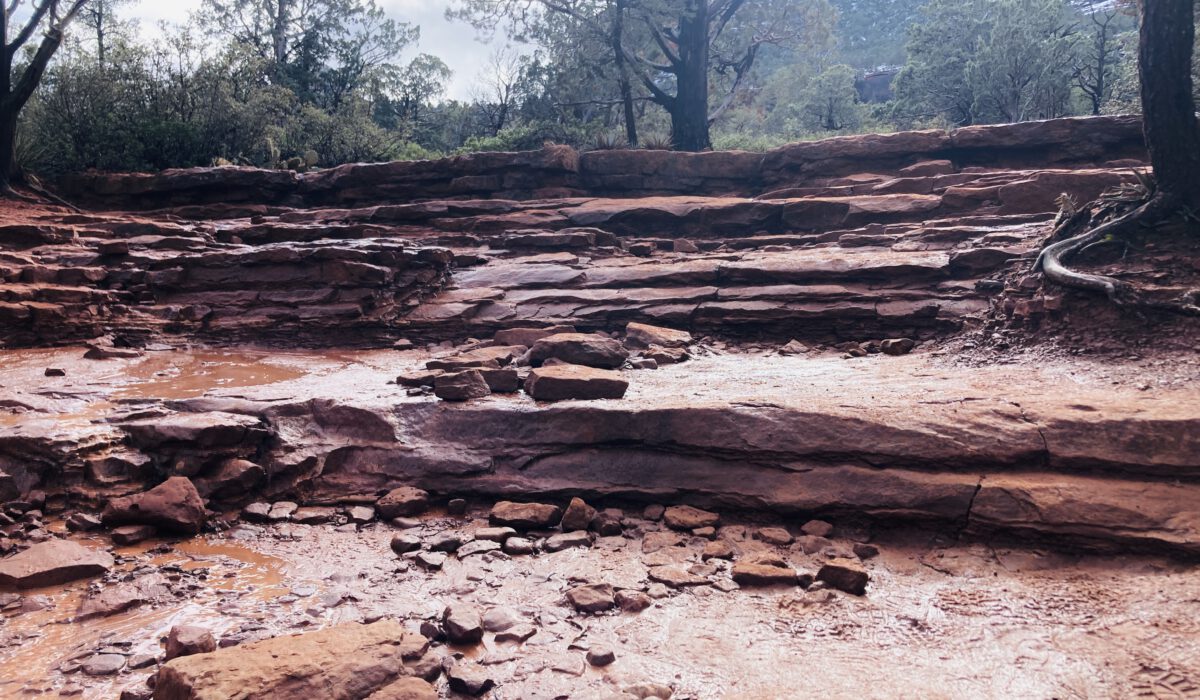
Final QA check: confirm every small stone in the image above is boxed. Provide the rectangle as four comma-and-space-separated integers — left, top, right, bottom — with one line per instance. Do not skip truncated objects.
390, 534, 422, 555
673, 239, 699, 253
415, 552, 446, 570
590, 512, 623, 536
560, 497, 598, 531
648, 565, 709, 588
457, 540, 501, 558
732, 563, 798, 587
346, 506, 375, 524
625, 322, 692, 349
702, 540, 736, 561
794, 535, 832, 554
544, 531, 591, 552
642, 505, 665, 521
853, 543, 880, 560
691, 526, 716, 539
566, 583, 615, 613
241, 502, 271, 522
267, 501, 298, 522
481, 607, 524, 633
502, 537, 535, 555
291, 507, 337, 525
446, 663, 494, 696
628, 242, 655, 257
434, 370, 492, 402
779, 340, 810, 355
755, 527, 793, 546
663, 505, 719, 531
376, 487, 430, 519
110, 525, 157, 547
494, 624, 537, 643
615, 590, 652, 613
447, 499, 468, 516
625, 682, 674, 698
165, 625, 216, 660
429, 532, 468, 552
587, 646, 617, 667
816, 558, 870, 596
81, 654, 126, 676
473, 527, 516, 542
127, 654, 157, 670
66, 513, 102, 532
881, 338, 916, 356
45, 368, 67, 377
800, 520, 834, 538
396, 370, 441, 388
490, 501, 562, 530
443, 604, 484, 644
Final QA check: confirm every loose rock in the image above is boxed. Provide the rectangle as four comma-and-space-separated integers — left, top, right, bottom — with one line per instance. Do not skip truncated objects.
567, 583, 616, 613
662, 505, 719, 531
816, 558, 870, 596
490, 501, 562, 530
165, 625, 216, 661
102, 477, 207, 534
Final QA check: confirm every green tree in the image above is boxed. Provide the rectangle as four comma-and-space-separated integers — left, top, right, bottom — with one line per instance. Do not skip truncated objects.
2, 0, 91, 194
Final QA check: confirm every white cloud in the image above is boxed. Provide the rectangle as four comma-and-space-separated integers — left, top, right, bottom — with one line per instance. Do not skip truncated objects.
123, 0, 507, 100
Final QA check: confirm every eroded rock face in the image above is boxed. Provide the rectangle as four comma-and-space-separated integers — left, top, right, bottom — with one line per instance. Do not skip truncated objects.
0, 540, 114, 588
102, 477, 207, 535
153, 620, 429, 700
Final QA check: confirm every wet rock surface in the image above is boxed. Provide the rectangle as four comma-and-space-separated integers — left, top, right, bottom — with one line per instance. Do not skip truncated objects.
0, 116, 1198, 698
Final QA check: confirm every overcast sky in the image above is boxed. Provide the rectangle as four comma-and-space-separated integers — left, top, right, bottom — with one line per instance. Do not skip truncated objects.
127, 0, 503, 100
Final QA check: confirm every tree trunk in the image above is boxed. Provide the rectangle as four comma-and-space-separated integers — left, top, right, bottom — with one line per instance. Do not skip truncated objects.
1139, 0, 1200, 207
612, 0, 637, 146
670, 0, 712, 152
0, 111, 18, 189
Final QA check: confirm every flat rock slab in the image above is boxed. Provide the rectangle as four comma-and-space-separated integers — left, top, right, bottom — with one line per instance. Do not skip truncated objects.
0, 540, 114, 588
154, 620, 429, 700
525, 365, 629, 402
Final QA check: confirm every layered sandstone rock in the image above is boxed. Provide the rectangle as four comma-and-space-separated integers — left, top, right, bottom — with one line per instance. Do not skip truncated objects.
153, 620, 430, 700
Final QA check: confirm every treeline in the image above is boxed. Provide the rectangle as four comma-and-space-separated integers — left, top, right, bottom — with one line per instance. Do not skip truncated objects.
13, 0, 1188, 176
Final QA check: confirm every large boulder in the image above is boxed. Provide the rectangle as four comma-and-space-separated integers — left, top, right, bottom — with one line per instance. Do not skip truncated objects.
102, 477, 207, 535
528, 333, 629, 369
153, 620, 430, 700
524, 365, 629, 402
0, 540, 114, 588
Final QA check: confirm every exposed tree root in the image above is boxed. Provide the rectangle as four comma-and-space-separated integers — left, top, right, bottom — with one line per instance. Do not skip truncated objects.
0, 183, 38, 202
1035, 193, 1200, 316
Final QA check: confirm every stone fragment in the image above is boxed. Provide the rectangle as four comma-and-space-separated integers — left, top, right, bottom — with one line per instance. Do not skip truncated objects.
292, 507, 337, 525
102, 477, 207, 534
702, 540, 736, 561
268, 502, 298, 521
415, 552, 446, 570
346, 506, 375, 524
529, 333, 629, 369
44, 368, 67, 377
800, 520, 835, 538
111, 525, 157, 546
446, 663, 494, 696
81, 654, 126, 676
643, 505, 665, 521
154, 621, 429, 700
66, 513, 102, 532
732, 563, 799, 587
480, 368, 521, 393
587, 646, 617, 667
853, 543, 881, 560
77, 583, 149, 620
442, 604, 484, 644
493, 325, 575, 347
615, 590, 652, 613
377, 487, 430, 519
566, 583, 615, 613
525, 364, 629, 401
428, 532, 468, 552
0, 540, 114, 588
881, 338, 916, 356
390, 534, 421, 555
474, 527, 517, 542
434, 370, 491, 402
495, 624, 537, 643
662, 505, 719, 531
165, 625, 216, 661
625, 322, 692, 349
396, 371, 441, 388
490, 501, 562, 529
647, 565, 709, 588
779, 340, 810, 355
456, 540, 501, 558
196, 459, 265, 500
816, 558, 870, 596
481, 607, 524, 633
560, 497, 598, 531
625, 682, 674, 698
545, 531, 592, 552
241, 502, 271, 522
502, 537, 535, 555
755, 527, 794, 546
794, 535, 832, 554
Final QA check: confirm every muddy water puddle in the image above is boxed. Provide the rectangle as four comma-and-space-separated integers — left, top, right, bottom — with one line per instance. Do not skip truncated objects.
0, 536, 299, 699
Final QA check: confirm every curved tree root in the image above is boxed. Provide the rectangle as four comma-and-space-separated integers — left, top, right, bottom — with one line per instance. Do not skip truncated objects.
1035, 194, 1200, 316
0, 183, 38, 202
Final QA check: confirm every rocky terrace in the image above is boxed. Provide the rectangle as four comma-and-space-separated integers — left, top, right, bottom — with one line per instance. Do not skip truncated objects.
1, 115, 1198, 700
